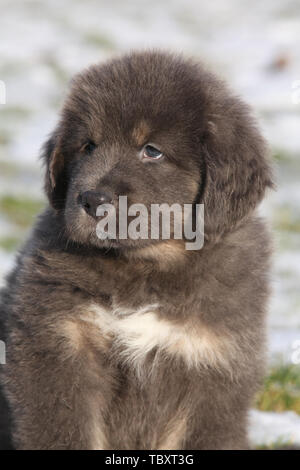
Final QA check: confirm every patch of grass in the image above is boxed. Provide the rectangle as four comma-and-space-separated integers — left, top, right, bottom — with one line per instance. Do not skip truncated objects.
255, 364, 300, 414
84, 32, 115, 50
45, 58, 69, 84
273, 151, 292, 163
0, 195, 45, 228
0, 106, 32, 119
273, 206, 300, 233
256, 438, 295, 450
0, 131, 12, 146
0, 236, 21, 252
0, 160, 19, 177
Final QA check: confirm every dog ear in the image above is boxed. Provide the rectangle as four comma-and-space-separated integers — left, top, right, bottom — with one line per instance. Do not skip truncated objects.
201, 98, 274, 241
41, 131, 67, 210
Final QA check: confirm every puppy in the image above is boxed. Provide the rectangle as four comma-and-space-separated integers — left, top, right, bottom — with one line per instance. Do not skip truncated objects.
0, 51, 273, 450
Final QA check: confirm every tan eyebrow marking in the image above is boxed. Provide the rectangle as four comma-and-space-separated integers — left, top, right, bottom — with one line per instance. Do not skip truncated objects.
131, 120, 151, 146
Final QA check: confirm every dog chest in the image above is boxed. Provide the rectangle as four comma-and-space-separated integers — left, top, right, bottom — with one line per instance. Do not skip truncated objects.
77, 303, 239, 375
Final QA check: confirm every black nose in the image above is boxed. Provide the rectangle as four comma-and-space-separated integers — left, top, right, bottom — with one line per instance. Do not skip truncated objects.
80, 191, 113, 218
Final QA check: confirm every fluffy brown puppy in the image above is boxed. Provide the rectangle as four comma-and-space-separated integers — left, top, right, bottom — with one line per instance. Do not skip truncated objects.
0, 51, 273, 450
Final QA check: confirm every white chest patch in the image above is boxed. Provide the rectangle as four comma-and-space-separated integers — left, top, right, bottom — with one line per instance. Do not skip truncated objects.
81, 303, 238, 376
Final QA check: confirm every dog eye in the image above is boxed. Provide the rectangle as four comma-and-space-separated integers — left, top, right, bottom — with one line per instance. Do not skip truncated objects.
143, 144, 163, 160
81, 140, 96, 154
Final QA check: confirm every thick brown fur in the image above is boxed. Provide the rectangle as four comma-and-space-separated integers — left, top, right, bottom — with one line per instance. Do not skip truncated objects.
0, 51, 273, 450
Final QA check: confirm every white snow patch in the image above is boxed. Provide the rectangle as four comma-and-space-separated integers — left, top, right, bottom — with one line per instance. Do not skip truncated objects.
249, 409, 300, 447
0, 251, 14, 287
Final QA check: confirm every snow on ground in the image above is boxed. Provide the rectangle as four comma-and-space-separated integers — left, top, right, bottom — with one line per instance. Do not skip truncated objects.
0, 0, 300, 447
0, 251, 14, 286
250, 410, 300, 447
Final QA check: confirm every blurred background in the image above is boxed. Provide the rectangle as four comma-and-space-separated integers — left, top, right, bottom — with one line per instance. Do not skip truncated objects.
0, 0, 300, 448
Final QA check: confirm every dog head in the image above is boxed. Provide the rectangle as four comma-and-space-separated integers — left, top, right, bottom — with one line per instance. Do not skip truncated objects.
42, 51, 273, 250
